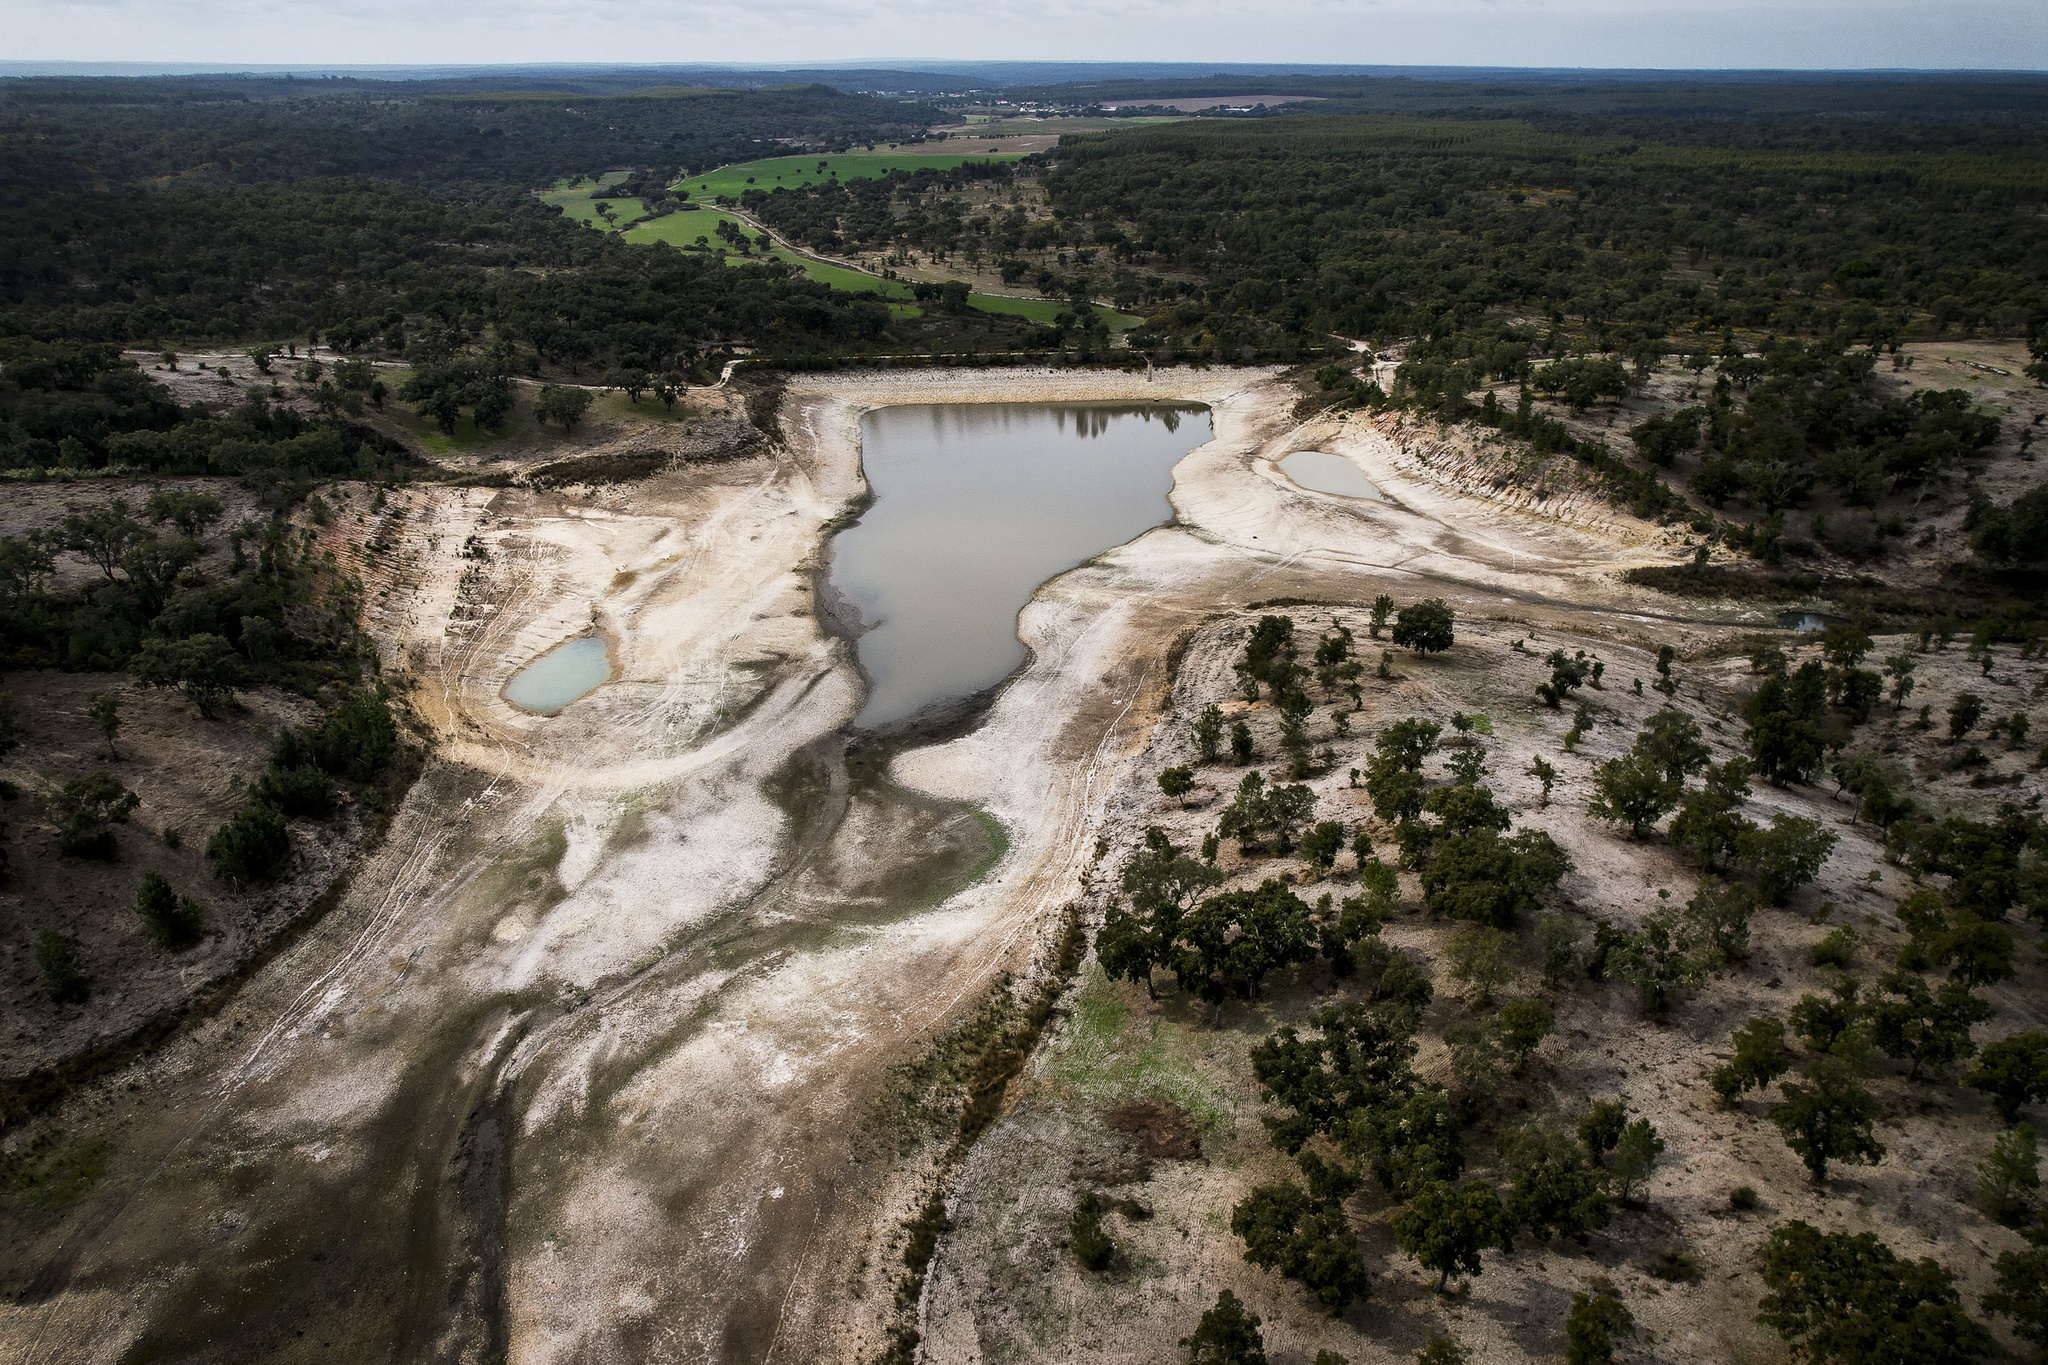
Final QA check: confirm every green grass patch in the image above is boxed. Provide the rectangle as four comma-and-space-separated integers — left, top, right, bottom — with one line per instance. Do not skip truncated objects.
966, 293, 1142, 330
1048, 968, 1233, 1134
620, 206, 913, 296
679, 151, 1025, 202
1, 1130, 112, 1214
547, 179, 1137, 322
537, 177, 640, 230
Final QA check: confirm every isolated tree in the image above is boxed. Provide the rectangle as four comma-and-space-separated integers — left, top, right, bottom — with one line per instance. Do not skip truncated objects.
1589, 748, 1681, 839
1536, 912, 1587, 986
1670, 757, 1754, 869
1790, 977, 1865, 1054
1448, 925, 1516, 1004
1611, 1119, 1664, 1205
1253, 999, 1419, 1153
1070, 1192, 1114, 1271
1390, 1178, 1514, 1292
1391, 598, 1456, 657
133, 870, 204, 948
1368, 594, 1394, 638
1682, 878, 1755, 967
1975, 1123, 2039, 1224
1578, 1098, 1630, 1164
1300, 820, 1345, 874
1750, 710, 1825, 785
1967, 1031, 2048, 1123
87, 690, 122, 759
60, 501, 146, 580
50, 771, 139, 859
1758, 1222, 1995, 1365
1421, 828, 1571, 928
1193, 703, 1225, 762
206, 799, 292, 886
131, 632, 243, 718
1230, 719, 1255, 765
1868, 971, 1990, 1080
1608, 914, 1705, 1017
1159, 766, 1196, 803
1503, 1126, 1611, 1244
1183, 1290, 1267, 1365
1414, 1334, 1468, 1365
1536, 648, 1593, 709
1496, 998, 1555, 1071
1948, 692, 1985, 742
35, 930, 88, 1004
1231, 1165, 1371, 1313
1098, 828, 1222, 998
1236, 615, 1299, 699
1565, 1290, 1635, 1365
1713, 1015, 1794, 1103
1736, 814, 1838, 905
603, 368, 651, 403
1347, 1085, 1463, 1197
1941, 915, 2018, 988
534, 384, 592, 432
1172, 880, 1316, 1011
1773, 1059, 1885, 1181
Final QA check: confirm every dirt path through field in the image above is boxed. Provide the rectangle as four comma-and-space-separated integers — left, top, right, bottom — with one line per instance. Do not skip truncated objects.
0, 369, 1718, 1365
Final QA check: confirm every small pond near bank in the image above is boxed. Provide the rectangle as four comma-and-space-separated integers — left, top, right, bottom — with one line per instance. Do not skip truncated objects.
504, 635, 614, 714
1278, 450, 1394, 503
832, 402, 1212, 729
1780, 611, 1849, 633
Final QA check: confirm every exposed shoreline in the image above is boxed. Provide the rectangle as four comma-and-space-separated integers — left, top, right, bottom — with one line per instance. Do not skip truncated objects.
0, 364, 1728, 1364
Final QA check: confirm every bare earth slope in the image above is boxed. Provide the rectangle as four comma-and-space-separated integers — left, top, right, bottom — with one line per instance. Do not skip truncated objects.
0, 367, 1847, 1365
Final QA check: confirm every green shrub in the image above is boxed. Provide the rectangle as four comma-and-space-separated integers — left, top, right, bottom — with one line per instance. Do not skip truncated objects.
50, 771, 139, 860
133, 870, 204, 948
1183, 1290, 1267, 1365
207, 800, 292, 885
1810, 926, 1858, 968
254, 763, 336, 819
307, 689, 398, 781
1070, 1192, 1114, 1271
35, 930, 87, 1003
1976, 1123, 2039, 1225
1565, 1290, 1635, 1364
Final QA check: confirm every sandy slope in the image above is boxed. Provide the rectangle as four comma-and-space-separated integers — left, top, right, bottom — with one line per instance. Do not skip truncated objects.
0, 367, 1710, 1365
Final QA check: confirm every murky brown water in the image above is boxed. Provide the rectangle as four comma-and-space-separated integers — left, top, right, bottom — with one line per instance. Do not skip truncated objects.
831, 402, 1212, 728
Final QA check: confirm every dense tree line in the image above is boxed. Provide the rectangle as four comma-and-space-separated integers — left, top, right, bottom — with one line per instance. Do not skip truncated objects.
0, 339, 410, 479
0, 80, 1010, 368
1043, 117, 2047, 350
0, 81, 933, 189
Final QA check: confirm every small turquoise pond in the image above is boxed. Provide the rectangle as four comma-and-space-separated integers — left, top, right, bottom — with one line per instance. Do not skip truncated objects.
1780, 611, 1848, 633
504, 635, 613, 714
1278, 450, 1394, 503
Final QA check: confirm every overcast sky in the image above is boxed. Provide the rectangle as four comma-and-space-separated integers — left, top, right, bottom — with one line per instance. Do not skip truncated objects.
5, 0, 2046, 72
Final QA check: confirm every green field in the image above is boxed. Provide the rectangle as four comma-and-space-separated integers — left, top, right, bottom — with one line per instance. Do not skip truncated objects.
541, 178, 1137, 327
679, 151, 1025, 202
622, 207, 914, 297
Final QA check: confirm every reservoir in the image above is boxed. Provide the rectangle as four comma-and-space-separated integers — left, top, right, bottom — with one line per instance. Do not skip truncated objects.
832, 402, 1211, 729
504, 635, 613, 714
1278, 450, 1393, 503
